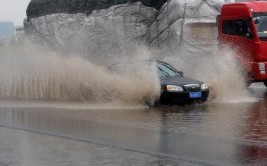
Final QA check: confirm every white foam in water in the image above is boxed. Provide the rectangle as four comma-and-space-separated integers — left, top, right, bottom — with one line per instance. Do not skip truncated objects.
0, 43, 160, 106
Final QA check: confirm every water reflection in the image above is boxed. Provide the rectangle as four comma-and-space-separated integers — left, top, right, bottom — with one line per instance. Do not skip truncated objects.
236, 90, 267, 165
0, 93, 266, 165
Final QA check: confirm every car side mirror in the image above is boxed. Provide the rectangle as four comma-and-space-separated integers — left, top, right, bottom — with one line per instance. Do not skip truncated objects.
254, 17, 260, 24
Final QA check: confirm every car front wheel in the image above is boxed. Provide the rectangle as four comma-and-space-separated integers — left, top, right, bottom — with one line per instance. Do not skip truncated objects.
264, 81, 267, 87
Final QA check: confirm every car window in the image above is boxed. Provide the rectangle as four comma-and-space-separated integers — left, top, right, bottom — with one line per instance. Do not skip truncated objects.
222, 18, 253, 39
157, 63, 182, 77
254, 14, 267, 39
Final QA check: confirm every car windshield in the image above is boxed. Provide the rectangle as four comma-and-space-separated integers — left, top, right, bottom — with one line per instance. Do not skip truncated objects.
253, 14, 267, 39
157, 63, 182, 77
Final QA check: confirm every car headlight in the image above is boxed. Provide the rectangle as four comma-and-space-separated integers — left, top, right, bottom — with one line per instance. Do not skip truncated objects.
201, 83, 208, 90
167, 85, 183, 92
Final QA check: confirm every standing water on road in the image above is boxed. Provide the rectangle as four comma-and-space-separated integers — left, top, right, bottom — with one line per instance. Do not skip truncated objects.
0, 83, 266, 165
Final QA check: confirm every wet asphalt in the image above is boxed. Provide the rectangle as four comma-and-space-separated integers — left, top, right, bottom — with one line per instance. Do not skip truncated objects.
0, 83, 266, 166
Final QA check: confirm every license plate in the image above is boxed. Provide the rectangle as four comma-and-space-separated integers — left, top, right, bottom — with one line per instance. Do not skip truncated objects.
189, 92, 202, 98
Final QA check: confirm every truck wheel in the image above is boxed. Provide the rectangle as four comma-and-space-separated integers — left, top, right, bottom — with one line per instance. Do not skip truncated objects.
264, 81, 267, 87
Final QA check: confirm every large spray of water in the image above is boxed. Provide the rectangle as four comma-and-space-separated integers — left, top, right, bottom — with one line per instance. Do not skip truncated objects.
0, 40, 255, 105
0, 43, 160, 105
164, 47, 254, 103
16, 0, 256, 106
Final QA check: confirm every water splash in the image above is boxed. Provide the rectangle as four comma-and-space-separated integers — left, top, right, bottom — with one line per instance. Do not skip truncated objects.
164, 48, 256, 103
0, 44, 160, 105
0, 38, 257, 105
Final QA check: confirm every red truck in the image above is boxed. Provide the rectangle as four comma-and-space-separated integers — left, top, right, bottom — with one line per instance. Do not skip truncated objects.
217, 1, 267, 86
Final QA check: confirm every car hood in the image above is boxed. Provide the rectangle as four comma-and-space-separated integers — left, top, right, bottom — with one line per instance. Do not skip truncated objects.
159, 76, 204, 86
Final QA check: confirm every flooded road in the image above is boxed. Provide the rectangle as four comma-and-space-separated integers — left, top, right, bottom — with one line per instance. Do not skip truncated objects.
0, 83, 266, 166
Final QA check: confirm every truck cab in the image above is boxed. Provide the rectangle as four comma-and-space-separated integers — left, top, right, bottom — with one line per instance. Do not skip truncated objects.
218, 2, 267, 86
